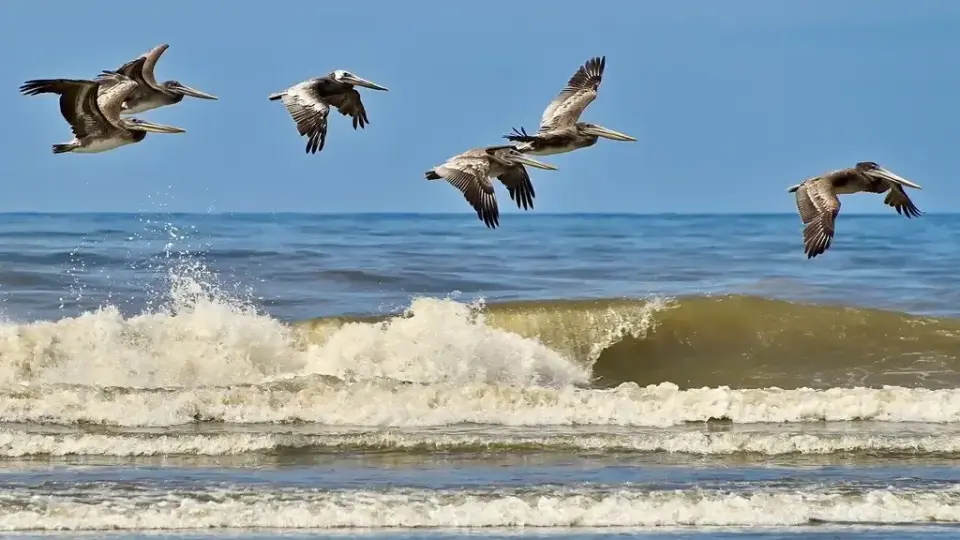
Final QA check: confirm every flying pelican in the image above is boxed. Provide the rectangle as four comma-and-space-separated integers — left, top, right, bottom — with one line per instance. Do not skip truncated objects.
268, 70, 389, 154
503, 56, 635, 155
96, 44, 218, 114
19, 69, 186, 154
787, 161, 923, 259
424, 145, 557, 228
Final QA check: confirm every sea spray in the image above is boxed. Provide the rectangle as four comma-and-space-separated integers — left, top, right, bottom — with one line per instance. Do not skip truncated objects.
296, 297, 589, 386
0, 266, 593, 390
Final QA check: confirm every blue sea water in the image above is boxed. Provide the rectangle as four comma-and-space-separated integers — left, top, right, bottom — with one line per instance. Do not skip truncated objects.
1, 212, 960, 538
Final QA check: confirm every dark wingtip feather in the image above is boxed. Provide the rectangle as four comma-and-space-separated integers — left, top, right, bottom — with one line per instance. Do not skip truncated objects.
304, 133, 324, 154
503, 126, 533, 142
19, 79, 55, 96
585, 56, 605, 80
479, 211, 499, 229
425, 170, 441, 180
97, 70, 125, 81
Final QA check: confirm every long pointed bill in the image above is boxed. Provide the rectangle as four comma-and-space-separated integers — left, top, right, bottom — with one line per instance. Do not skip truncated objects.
514, 155, 558, 171
132, 120, 186, 134
582, 124, 637, 142
869, 166, 922, 189
342, 74, 389, 91
169, 82, 218, 100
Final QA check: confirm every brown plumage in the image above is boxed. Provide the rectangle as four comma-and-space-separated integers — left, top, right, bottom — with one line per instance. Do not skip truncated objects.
19, 70, 185, 154
424, 145, 558, 229
96, 44, 218, 115
539, 56, 606, 131
787, 161, 923, 259
503, 56, 636, 155
268, 70, 388, 155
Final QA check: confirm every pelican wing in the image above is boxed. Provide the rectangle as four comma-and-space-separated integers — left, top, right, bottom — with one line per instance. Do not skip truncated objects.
434, 156, 499, 228
794, 179, 841, 258
496, 165, 536, 211
324, 89, 370, 130
124, 44, 168, 91
539, 56, 606, 131
19, 78, 113, 139
278, 85, 331, 154
96, 50, 154, 97
883, 184, 922, 218
95, 70, 141, 125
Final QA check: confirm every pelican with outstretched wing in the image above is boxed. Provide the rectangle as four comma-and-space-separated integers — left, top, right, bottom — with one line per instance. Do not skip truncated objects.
96, 43, 217, 114
503, 56, 635, 156
787, 161, 923, 258
425, 145, 557, 228
20, 68, 186, 154
268, 70, 388, 154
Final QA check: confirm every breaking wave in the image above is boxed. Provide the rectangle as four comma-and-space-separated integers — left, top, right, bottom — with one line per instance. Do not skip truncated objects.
1, 261, 959, 436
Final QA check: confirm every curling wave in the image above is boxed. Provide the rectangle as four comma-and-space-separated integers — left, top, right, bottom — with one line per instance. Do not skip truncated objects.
298, 294, 960, 389
1, 271, 959, 430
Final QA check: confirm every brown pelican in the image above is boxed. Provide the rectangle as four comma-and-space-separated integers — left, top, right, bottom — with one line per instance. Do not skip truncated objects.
424, 145, 557, 228
503, 56, 635, 155
19, 70, 186, 154
96, 44, 217, 114
268, 70, 389, 154
787, 161, 923, 258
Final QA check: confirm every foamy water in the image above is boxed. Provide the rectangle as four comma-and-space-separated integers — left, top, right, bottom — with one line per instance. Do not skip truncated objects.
3, 426, 960, 457
2, 484, 959, 531
0, 287, 590, 389
3, 279, 959, 430
2, 213, 960, 538
4, 378, 960, 428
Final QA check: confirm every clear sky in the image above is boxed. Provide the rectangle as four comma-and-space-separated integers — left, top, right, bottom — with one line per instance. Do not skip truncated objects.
1, 1, 958, 214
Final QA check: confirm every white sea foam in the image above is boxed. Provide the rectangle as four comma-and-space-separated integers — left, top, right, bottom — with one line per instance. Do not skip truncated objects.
3, 427, 960, 457
3, 378, 960, 427
1, 269, 958, 431
0, 274, 586, 389
1, 486, 959, 530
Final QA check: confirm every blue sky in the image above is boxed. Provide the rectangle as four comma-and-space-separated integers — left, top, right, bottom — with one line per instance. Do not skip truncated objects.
1, 1, 958, 214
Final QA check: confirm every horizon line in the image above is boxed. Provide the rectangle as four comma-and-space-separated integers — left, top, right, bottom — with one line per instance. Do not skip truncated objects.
0, 211, 955, 217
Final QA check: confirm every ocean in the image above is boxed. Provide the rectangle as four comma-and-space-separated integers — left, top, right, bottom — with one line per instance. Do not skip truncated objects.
0, 212, 959, 539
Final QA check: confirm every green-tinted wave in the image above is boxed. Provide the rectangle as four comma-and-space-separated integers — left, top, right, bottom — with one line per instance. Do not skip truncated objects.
294, 294, 960, 389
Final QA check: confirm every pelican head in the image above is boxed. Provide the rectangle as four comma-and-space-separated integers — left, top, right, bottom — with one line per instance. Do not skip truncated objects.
498, 147, 558, 170
856, 161, 922, 189
577, 123, 637, 142
162, 80, 218, 100
120, 117, 187, 134
331, 70, 389, 91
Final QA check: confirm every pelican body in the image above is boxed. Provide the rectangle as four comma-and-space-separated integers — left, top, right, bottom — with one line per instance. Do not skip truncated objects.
268, 70, 389, 154
787, 161, 923, 259
97, 44, 218, 115
504, 56, 635, 156
19, 67, 186, 154
425, 145, 557, 228
505, 123, 634, 156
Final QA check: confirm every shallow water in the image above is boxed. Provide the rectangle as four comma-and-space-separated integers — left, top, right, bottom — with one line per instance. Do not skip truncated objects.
0, 212, 958, 538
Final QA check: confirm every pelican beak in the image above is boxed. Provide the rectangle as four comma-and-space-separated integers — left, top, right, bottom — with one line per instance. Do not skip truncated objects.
169, 82, 218, 100
131, 120, 186, 134
513, 154, 558, 171
868, 166, 922, 189
581, 124, 637, 142
341, 74, 389, 91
